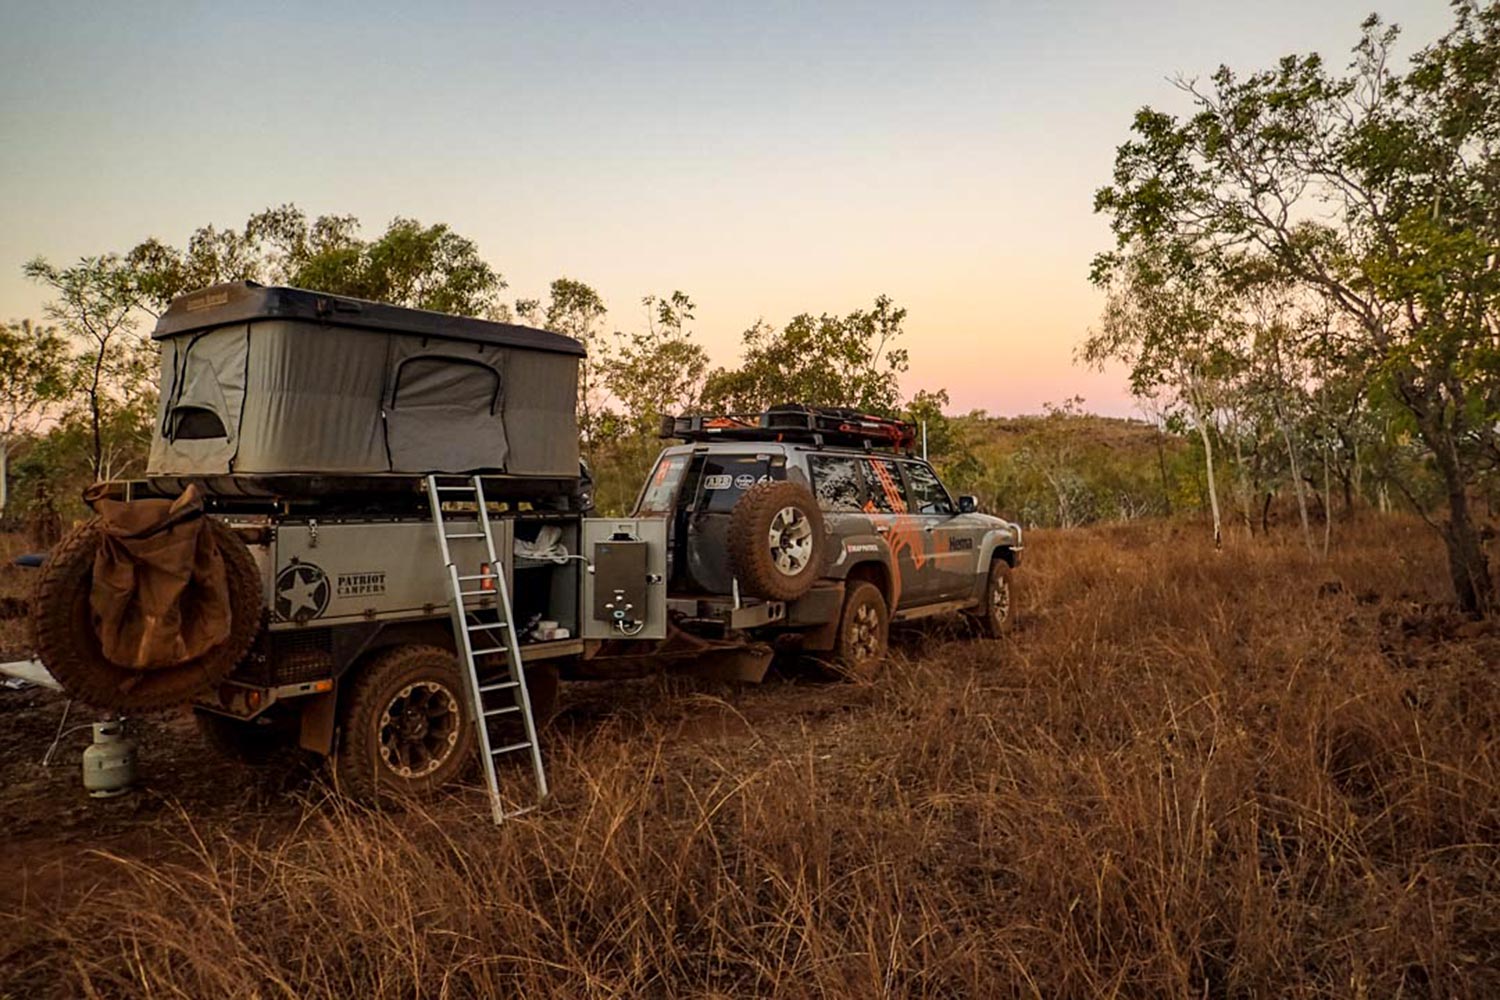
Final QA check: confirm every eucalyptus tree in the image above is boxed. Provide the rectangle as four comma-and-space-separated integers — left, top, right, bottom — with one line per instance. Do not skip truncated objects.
0, 320, 70, 510
23, 255, 152, 479
1093, 3, 1500, 611
701, 295, 911, 415
1084, 247, 1244, 547
126, 205, 506, 317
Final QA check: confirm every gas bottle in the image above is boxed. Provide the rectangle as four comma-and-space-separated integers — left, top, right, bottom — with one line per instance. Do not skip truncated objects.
82, 721, 137, 798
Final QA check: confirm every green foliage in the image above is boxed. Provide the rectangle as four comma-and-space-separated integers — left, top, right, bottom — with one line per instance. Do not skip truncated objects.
701, 296, 909, 414
127, 205, 505, 317
605, 292, 708, 439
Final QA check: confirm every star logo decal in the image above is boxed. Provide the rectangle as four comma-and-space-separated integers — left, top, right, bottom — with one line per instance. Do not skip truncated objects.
275, 561, 330, 622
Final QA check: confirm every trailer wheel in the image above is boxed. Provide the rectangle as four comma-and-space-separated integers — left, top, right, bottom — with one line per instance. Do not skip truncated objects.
33, 517, 263, 712
727, 481, 825, 601
334, 644, 475, 803
832, 580, 889, 680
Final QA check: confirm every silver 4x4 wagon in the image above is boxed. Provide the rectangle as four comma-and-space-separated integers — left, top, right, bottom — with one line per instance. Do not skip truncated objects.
639, 406, 1024, 676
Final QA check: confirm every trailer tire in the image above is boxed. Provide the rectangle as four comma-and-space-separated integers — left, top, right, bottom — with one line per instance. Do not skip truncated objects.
334, 644, 476, 803
727, 481, 825, 601
33, 517, 263, 712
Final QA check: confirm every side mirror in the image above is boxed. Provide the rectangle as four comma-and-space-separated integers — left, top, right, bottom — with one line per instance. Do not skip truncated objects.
958, 495, 978, 514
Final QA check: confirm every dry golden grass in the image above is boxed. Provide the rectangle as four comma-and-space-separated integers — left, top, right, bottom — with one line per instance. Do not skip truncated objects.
6, 517, 1498, 998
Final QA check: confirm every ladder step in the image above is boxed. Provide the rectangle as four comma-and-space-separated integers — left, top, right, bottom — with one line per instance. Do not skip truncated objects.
491, 741, 533, 756
435, 485, 478, 492
458, 589, 495, 598
503, 805, 538, 819
457, 573, 498, 582
445, 532, 487, 540
467, 621, 509, 631
469, 645, 509, 656
483, 705, 522, 718
479, 680, 520, 693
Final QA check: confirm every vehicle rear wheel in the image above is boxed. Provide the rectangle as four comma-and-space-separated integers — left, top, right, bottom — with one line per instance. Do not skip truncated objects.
832, 580, 889, 680
334, 644, 475, 803
728, 481, 826, 601
971, 560, 1014, 639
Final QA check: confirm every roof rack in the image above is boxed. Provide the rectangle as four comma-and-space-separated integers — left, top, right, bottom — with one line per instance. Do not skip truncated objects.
660, 404, 917, 451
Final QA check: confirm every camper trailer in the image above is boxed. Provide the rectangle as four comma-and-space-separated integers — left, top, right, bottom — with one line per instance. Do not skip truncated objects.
39, 282, 666, 802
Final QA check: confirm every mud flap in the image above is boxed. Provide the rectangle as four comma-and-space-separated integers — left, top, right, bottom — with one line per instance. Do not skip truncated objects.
297, 690, 338, 754
684, 644, 774, 684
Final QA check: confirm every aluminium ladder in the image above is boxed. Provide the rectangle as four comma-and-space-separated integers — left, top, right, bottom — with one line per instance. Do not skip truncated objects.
425, 475, 549, 824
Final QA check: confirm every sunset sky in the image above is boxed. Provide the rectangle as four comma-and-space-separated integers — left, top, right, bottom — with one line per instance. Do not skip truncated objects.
0, 1, 1452, 417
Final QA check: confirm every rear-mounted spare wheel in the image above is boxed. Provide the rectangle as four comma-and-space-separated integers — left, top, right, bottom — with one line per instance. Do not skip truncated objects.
727, 480, 825, 601
33, 515, 263, 712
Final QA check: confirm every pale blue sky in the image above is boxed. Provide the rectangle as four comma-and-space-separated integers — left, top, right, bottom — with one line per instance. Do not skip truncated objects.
0, 1, 1453, 415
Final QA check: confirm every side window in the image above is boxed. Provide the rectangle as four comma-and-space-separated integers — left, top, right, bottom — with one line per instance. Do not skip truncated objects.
903, 462, 955, 515
392, 358, 501, 414
171, 406, 227, 441
809, 455, 864, 512
862, 458, 908, 513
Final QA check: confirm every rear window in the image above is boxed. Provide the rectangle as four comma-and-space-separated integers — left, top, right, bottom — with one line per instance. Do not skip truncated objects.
694, 453, 786, 512
637, 453, 690, 514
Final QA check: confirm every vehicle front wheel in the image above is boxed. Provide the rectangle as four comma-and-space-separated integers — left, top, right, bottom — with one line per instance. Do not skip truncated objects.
833, 580, 889, 680
972, 560, 1014, 639
334, 644, 475, 803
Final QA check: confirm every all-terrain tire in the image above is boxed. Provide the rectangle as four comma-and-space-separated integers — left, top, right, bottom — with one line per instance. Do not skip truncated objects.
968, 560, 1015, 639
194, 707, 297, 765
33, 517, 264, 712
727, 480, 825, 601
832, 580, 889, 681
334, 644, 476, 803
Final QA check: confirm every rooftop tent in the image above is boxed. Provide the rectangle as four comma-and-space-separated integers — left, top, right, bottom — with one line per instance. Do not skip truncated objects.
146, 282, 584, 479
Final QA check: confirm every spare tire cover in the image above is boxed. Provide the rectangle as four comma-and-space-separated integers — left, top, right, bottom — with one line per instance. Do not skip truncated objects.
33, 487, 264, 711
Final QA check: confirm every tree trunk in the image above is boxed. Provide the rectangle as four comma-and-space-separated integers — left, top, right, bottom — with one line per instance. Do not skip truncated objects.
0, 441, 7, 516
1194, 414, 1222, 548
1430, 441, 1495, 615
1154, 429, 1172, 515
1402, 378, 1496, 615
1322, 445, 1332, 559
1277, 414, 1315, 557
1234, 432, 1254, 537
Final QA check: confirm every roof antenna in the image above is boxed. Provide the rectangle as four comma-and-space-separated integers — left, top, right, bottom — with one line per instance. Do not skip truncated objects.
921, 420, 928, 461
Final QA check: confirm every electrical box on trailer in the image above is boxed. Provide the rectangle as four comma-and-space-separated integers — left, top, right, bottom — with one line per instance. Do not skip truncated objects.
580, 518, 667, 640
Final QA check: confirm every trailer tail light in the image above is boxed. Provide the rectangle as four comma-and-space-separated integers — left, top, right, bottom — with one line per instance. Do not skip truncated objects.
480, 563, 496, 591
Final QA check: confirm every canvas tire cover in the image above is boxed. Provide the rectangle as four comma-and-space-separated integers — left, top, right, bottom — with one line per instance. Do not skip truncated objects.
33, 486, 264, 711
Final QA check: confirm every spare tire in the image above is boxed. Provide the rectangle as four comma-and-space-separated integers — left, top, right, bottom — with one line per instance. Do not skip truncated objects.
727, 480, 825, 601
33, 517, 264, 712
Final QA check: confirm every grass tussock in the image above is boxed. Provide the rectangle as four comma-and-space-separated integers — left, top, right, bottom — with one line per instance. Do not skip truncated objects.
7, 517, 1500, 998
